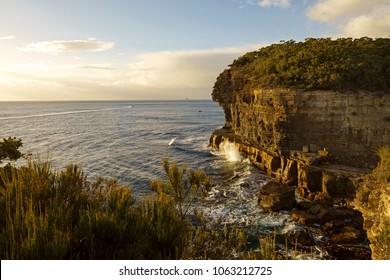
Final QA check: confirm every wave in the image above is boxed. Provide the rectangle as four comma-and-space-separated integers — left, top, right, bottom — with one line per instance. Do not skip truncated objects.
0, 106, 127, 120
210, 140, 243, 162
168, 138, 176, 145
182, 136, 207, 144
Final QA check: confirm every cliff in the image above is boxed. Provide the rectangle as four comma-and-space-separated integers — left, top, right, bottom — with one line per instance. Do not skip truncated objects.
211, 70, 390, 201
210, 38, 390, 202
214, 75, 389, 163
209, 38, 390, 259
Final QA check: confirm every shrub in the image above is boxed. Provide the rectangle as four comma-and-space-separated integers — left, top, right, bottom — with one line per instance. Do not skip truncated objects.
0, 156, 278, 259
0, 137, 24, 164
229, 37, 390, 91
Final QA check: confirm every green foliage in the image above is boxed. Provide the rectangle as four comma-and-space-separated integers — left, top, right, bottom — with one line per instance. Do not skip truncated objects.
182, 213, 246, 259
139, 195, 192, 259
230, 37, 390, 91
0, 158, 193, 259
0, 155, 279, 260
244, 232, 278, 260
150, 158, 212, 216
0, 137, 24, 164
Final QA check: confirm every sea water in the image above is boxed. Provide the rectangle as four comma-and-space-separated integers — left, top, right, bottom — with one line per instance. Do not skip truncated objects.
0, 100, 322, 258
0, 100, 225, 193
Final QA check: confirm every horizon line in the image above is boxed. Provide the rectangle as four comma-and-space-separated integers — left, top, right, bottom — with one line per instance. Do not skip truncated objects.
0, 98, 214, 103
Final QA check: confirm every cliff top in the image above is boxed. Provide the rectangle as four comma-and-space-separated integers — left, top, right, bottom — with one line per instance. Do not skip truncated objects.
229, 37, 390, 92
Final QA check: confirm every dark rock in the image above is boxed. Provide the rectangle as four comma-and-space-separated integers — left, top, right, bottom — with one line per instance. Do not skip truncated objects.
288, 229, 316, 247
258, 181, 296, 211
321, 244, 372, 260
291, 210, 319, 225
309, 203, 323, 215
322, 219, 348, 232
327, 207, 364, 225
317, 208, 336, 224
307, 202, 335, 224
312, 192, 332, 204
296, 201, 312, 211
328, 226, 366, 244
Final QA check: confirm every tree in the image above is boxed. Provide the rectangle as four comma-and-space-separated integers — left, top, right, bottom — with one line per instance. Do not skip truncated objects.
0, 137, 24, 164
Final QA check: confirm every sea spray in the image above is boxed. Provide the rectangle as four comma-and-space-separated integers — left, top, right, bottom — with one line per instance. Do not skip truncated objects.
219, 140, 242, 162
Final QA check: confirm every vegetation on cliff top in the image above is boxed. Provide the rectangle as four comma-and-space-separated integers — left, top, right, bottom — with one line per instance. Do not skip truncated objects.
230, 37, 390, 91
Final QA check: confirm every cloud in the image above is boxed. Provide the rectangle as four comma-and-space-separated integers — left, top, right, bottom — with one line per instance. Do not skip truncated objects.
0, 43, 269, 100
123, 44, 266, 89
342, 12, 390, 38
307, 0, 377, 22
71, 64, 117, 70
257, 0, 290, 8
242, 0, 291, 8
0, 36, 16, 40
21, 39, 114, 53
307, 0, 390, 37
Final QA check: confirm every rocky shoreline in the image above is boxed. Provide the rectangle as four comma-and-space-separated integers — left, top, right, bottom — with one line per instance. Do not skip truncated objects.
210, 128, 370, 203
209, 130, 372, 259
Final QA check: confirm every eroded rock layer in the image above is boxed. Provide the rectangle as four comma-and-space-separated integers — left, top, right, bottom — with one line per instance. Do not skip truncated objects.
213, 69, 390, 167
210, 68, 390, 201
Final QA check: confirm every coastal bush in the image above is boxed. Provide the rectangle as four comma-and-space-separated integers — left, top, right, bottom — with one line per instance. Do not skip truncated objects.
150, 158, 212, 217
1, 155, 276, 259
0, 137, 24, 164
149, 159, 255, 259
182, 213, 247, 259
353, 147, 390, 259
229, 37, 390, 91
0, 158, 194, 259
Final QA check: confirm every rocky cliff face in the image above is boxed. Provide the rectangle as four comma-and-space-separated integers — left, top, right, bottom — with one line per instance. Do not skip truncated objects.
210, 68, 390, 201
213, 69, 390, 165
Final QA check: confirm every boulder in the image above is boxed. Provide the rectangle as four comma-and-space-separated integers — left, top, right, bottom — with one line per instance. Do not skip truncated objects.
291, 210, 319, 225
327, 207, 364, 224
258, 181, 296, 211
328, 226, 366, 244
322, 219, 348, 232
309, 202, 335, 224
296, 201, 312, 211
288, 229, 316, 247
321, 244, 371, 260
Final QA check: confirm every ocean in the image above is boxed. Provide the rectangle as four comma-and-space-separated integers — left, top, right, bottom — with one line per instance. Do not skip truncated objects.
1, 100, 226, 192
0, 100, 320, 258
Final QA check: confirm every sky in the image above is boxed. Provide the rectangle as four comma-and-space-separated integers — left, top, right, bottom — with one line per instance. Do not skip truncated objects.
0, 0, 389, 101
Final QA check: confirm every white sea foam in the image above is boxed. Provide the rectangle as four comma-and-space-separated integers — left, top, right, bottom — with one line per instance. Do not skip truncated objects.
168, 138, 176, 145
0, 106, 126, 120
219, 140, 242, 162
183, 136, 206, 144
